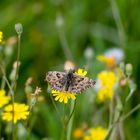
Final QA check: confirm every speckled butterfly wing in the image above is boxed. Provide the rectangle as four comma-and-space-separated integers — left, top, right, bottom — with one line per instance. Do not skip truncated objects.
68, 74, 96, 93
46, 71, 66, 91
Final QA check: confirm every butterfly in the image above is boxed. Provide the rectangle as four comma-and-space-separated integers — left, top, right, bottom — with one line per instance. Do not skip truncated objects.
46, 69, 96, 94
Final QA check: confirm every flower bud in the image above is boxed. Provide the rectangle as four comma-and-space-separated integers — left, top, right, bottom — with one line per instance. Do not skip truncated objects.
56, 14, 64, 28
64, 60, 75, 71
4, 46, 13, 56
25, 77, 33, 86
7, 36, 17, 47
25, 86, 33, 94
13, 61, 21, 69
9, 69, 16, 81
126, 63, 133, 77
15, 23, 23, 35
84, 47, 94, 60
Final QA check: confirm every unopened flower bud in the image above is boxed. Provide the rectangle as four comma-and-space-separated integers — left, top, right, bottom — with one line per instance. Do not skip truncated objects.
4, 46, 13, 56
56, 14, 64, 28
15, 23, 23, 35
64, 60, 75, 71
25, 86, 33, 94
7, 36, 17, 47
13, 61, 21, 69
126, 63, 133, 77
25, 77, 33, 86
120, 79, 127, 86
9, 69, 16, 81
84, 47, 94, 60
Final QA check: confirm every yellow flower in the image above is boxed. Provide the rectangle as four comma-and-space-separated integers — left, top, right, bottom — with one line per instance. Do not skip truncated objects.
73, 128, 84, 139
97, 55, 116, 68
84, 127, 107, 140
98, 71, 117, 87
96, 87, 113, 102
0, 31, 3, 44
96, 71, 117, 102
51, 90, 76, 104
2, 103, 29, 123
75, 68, 87, 76
0, 90, 11, 108
50, 69, 87, 104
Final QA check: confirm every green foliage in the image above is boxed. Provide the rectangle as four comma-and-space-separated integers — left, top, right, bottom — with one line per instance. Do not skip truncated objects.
0, 0, 140, 139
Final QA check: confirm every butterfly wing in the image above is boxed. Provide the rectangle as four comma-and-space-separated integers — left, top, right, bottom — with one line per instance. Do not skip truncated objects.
46, 71, 66, 91
68, 74, 96, 93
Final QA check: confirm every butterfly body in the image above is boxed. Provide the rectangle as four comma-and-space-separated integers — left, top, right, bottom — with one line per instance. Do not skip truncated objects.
46, 70, 96, 94
64, 69, 75, 91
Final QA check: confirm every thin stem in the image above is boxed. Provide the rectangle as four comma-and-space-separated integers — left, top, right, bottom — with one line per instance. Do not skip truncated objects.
66, 100, 76, 126
121, 103, 140, 121
105, 103, 140, 140
62, 104, 67, 140
108, 100, 113, 128
57, 27, 73, 61
50, 94, 62, 123
26, 108, 37, 140
13, 34, 21, 91
25, 101, 34, 128
118, 122, 125, 140
1, 76, 6, 89
67, 100, 76, 140
0, 65, 15, 140
109, 0, 125, 47
3, 77, 15, 140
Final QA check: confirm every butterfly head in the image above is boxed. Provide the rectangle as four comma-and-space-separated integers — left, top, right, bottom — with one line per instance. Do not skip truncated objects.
66, 69, 75, 81
67, 69, 75, 74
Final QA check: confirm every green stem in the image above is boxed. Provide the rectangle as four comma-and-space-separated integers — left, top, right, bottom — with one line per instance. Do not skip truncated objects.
66, 100, 76, 126
121, 103, 140, 121
1, 76, 6, 89
62, 104, 67, 140
26, 109, 37, 140
0, 65, 15, 140
50, 94, 62, 123
61, 100, 76, 140
12, 34, 21, 91
109, 0, 125, 47
105, 103, 140, 140
3, 76, 15, 140
108, 100, 113, 129
57, 25, 73, 61
67, 100, 76, 140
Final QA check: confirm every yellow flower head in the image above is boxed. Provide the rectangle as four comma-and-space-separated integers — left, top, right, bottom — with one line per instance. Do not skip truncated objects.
0, 90, 11, 108
96, 71, 117, 102
51, 90, 76, 104
0, 31, 4, 44
2, 103, 29, 123
97, 55, 116, 68
75, 68, 87, 76
96, 87, 113, 102
84, 127, 107, 140
51, 69, 87, 104
98, 71, 117, 88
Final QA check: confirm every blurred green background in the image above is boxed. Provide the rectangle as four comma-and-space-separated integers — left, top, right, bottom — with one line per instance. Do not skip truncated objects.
1, 0, 140, 139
